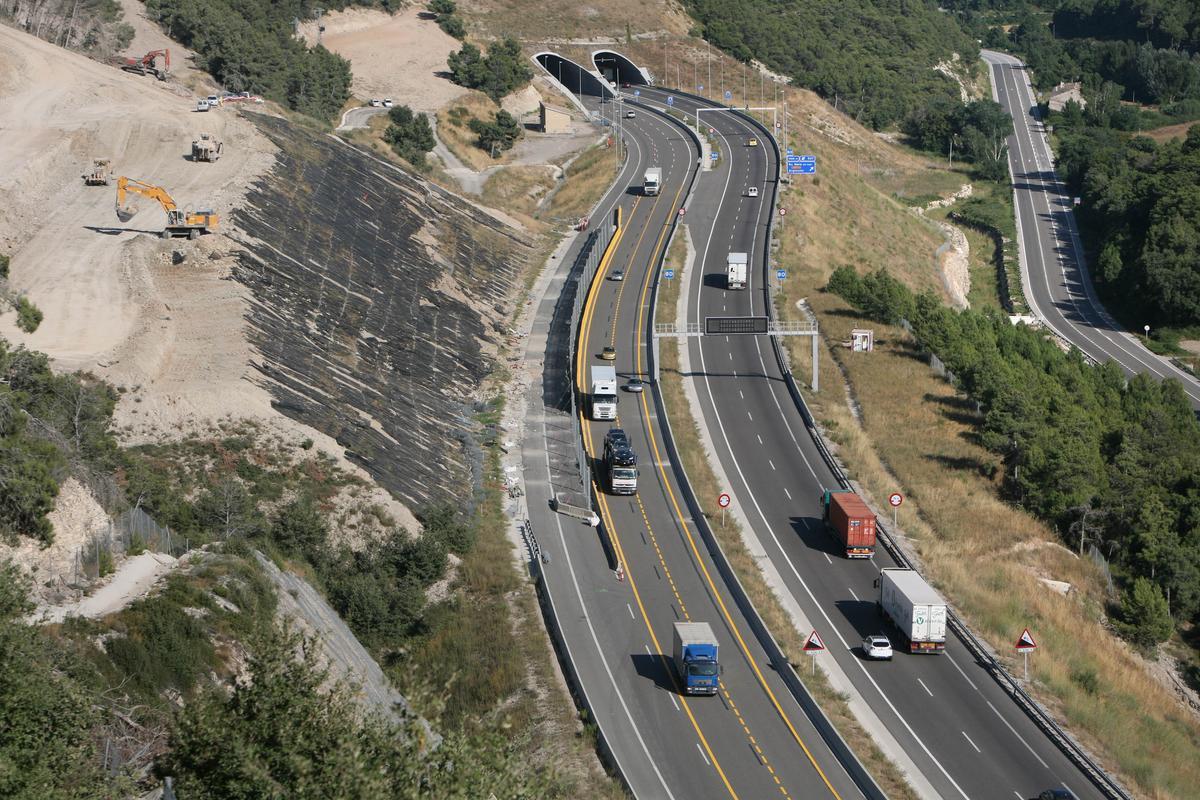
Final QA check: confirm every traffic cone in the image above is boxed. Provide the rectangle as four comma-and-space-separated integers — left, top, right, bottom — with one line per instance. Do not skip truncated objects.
615, 563, 624, 582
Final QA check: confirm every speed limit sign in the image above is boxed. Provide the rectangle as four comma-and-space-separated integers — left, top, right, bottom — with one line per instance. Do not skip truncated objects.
888, 493, 903, 507
718, 493, 731, 508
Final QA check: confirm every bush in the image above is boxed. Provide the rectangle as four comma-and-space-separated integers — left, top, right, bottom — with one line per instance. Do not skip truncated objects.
0, 253, 9, 279
14, 297, 42, 333
447, 38, 532, 102
271, 496, 328, 560
421, 504, 475, 555
105, 592, 216, 697
470, 109, 522, 156
1117, 578, 1174, 650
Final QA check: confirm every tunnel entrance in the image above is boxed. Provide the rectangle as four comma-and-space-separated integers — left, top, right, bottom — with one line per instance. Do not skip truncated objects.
534, 52, 614, 100
593, 51, 650, 87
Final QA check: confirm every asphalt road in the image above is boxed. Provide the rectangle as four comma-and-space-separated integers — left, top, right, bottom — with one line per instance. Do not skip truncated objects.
521, 93, 869, 799
629, 84, 1111, 800
983, 49, 1200, 409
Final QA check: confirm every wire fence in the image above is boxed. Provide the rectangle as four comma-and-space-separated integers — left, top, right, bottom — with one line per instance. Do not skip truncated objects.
70, 508, 192, 585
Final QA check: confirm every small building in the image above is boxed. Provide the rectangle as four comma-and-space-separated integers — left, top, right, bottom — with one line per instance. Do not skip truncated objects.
1047, 82, 1086, 112
540, 102, 571, 134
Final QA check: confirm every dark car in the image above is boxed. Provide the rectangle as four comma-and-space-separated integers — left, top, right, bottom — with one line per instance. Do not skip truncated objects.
1037, 790, 1076, 800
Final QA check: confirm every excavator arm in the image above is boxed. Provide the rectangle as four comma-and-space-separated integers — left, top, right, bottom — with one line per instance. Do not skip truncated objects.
115, 177, 177, 222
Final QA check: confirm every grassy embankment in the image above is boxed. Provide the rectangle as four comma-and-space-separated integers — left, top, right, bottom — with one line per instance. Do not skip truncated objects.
654, 227, 919, 800
767, 79, 1200, 798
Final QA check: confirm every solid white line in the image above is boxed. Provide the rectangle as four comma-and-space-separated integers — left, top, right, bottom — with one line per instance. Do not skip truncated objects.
696, 742, 711, 766
847, 586, 859, 601
917, 678, 933, 697
986, 701, 1049, 769
670, 693, 679, 711
961, 731, 981, 753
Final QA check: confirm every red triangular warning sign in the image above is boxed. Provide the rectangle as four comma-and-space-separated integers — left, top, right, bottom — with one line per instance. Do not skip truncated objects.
1015, 628, 1037, 651
803, 630, 826, 652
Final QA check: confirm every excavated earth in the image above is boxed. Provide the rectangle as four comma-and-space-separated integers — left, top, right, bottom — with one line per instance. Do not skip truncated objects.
231, 116, 534, 510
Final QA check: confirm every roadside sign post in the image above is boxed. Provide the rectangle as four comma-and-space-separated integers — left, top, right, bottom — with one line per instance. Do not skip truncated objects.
888, 492, 903, 530
803, 630, 826, 676
718, 492, 731, 527
776, 268, 786, 292
1015, 628, 1037, 681
664, 269, 674, 280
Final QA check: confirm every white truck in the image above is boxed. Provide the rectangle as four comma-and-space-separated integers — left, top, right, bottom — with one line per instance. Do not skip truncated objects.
643, 167, 661, 196
590, 366, 618, 420
876, 567, 947, 654
726, 252, 748, 290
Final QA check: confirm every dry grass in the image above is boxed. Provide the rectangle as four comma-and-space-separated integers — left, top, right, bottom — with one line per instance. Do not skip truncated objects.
767, 81, 1200, 799
654, 229, 919, 800
438, 91, 511, 171
464, 0, 691, 43
481, 165, 557, 220
1141, 120, 1199, 143
543, 143, 620, 224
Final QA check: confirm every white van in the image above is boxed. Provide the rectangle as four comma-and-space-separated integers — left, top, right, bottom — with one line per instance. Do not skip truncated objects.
196, 99, 210, 112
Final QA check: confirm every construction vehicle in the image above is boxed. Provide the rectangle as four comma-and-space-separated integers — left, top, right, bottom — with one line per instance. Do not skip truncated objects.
114, 177, 218, 240
82, 159, 112, 186
191, 134, 223, 162
115, 49, 170, 80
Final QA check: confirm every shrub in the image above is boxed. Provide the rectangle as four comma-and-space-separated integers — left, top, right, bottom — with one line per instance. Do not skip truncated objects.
15, 296, 42, 333
447, 38, 532, 102
1117, 578, 1174, 650
0, 253, 9, 279
470, 109, 522, 156
383, 105, 436, 167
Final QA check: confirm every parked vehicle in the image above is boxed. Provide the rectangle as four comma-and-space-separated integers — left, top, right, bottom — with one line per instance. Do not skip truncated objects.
672, 622, 719, 695
383, 98, 394, 107
819, 489, 876, 558
726, 252, 748, 290
876, 568, 947, 653
643, 167, 661, 196
196, 99, 210, 112
590, 366, 618, 421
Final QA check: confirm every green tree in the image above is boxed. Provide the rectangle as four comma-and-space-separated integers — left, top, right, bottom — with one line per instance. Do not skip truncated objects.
272, 496, 328, 559
447, 38, 532, 102
383, 105, 437, 167
470, 109, 522, 156
1117, 577, 1174, 649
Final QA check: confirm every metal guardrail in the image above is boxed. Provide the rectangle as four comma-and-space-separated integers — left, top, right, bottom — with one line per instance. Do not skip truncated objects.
747, 107, 1135, 800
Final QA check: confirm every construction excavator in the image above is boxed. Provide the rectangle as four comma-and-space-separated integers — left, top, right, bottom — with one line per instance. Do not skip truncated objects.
114, 177, 218, 240
115, 49, 170, 80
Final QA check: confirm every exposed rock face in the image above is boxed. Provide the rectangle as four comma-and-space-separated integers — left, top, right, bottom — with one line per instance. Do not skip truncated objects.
231, 116, 534, 511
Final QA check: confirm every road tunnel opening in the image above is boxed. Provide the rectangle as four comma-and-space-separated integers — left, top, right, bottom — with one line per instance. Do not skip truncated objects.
534, 52, 614, 100
592, 50, 649, 87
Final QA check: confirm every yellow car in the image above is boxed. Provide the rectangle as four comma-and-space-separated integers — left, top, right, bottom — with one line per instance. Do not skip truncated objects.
747, 137, 758, 147
600, 347, 617, 361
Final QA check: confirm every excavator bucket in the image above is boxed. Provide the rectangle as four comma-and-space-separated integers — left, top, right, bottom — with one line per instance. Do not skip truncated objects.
115, 201, 136, 223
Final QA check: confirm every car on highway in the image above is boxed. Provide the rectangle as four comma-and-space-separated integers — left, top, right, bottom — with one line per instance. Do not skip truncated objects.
861, 634, 893, 660
747, 186, 759, 198
369, 98, 382, 107
383, 98, 394, 107
746, 136, 758, 147
608, 269, 624, 281
624, 378, 644, 393
625, 110, 635, 118
1036, 791, 1076, 800
600, 346, 617, 361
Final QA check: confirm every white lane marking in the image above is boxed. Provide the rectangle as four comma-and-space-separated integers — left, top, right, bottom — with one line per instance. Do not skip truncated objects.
986, 701, 1049, 769
917, 678, 933, 697
847, 586, 859, 601
738, 390, 744, 399
696, 743, 711, 766
669, 693, 679, 711
768, 459, 776, 471
1013, 792, 1023, 799
628, 603, 635, 619
961, 731, 981, 754
746, 411, 753, 421
945, 652, 980, 693
823, 553, 832, 565
783, 487, 791, 500
756, 434, 763, 444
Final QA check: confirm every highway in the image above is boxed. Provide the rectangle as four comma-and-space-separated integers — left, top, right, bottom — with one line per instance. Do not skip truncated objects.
983, 49, 1200, 409
519, 87, 869, 799
627, 84, 1114, 800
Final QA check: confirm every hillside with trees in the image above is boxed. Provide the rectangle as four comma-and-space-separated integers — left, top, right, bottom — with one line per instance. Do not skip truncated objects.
685, 0, 978, 129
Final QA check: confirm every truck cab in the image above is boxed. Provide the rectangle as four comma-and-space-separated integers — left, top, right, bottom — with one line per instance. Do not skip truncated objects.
672, 622, 720, 695
603, 429, 638, 495
590, 366, 618, 420
643, 167, 661, 196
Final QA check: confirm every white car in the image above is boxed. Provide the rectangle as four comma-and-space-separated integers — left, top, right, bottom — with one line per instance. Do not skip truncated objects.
206, 95, 220, 107
862, 635, 893, 660
625, 110, 635, 119
383, 98, 394, 107
747, 186, 759, 198
369, 98, 382, 107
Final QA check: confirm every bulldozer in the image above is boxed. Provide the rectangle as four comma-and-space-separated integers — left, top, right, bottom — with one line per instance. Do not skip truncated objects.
191, 134, 223, 162
82, 159, 112, 186
115, 177, 218, 240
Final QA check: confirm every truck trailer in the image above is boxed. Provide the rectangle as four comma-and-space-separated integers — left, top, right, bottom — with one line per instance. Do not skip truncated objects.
590, 366, 618, 420
643, 168, 661, 196
672, 622, 719, 695
726, 252, 748, 290
876, 567, 947, 653
819, 489, 876, 558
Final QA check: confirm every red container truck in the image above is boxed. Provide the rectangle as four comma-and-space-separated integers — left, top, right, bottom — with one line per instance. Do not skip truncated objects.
819, 490, 876, 558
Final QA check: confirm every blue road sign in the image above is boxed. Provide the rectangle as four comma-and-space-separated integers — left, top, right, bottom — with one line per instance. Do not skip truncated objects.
711, 151, 719, 160
787, 165, 802, 174
798, 155, 816, 162
786, 148, 794, 155
724, 90, 732, 100
776, 269, 787, 280
667, 96, 674, 106
697, 84, 704, 91
634, 89, 641, 96
664, 269, 675, 280
799, 161, 816, 174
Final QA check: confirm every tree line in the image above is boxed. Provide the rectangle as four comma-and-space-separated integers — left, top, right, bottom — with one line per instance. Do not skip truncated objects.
684, 0, 979, 130
828, 267, 1200, 649
144, 0, 359, 120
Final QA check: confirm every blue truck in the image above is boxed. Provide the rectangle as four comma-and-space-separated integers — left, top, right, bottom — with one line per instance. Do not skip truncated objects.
672, 622, 720, 695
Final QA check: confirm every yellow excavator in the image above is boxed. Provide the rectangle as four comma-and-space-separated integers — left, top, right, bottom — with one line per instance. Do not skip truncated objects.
114, 177, 219, 240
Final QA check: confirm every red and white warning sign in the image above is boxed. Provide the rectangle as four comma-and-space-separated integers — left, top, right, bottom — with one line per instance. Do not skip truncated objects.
803, 630, 826, 653
1015, 628, 1037, 651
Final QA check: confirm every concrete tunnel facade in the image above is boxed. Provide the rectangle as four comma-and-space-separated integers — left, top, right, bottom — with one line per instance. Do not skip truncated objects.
592, 51, 652, 87
534, 52, 615, 104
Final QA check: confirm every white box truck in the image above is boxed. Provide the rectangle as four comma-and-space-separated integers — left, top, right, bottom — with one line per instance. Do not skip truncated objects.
726, 252, 748, 290
672, 622, 719, 695
876, 567, 947, 653
643, 168, 661, 196
590, 366, 618, 420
